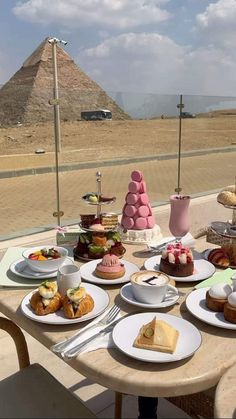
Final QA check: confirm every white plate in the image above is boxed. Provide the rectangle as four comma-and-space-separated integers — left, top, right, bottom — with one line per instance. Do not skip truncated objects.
21, 283, 109, 325
80, 259, 140, 285
112, 312, 202, 363
144, 255, 215, 282
10, 257, 74, 280
120, 283, 180, 309
186, 288, 236, 330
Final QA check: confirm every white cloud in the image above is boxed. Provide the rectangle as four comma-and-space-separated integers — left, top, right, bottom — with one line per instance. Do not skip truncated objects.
77, 32, 236, 96
196, 0, 236, 47
13, 0, 171, 28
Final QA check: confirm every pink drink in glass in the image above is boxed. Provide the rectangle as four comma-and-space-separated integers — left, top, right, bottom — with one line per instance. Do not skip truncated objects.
169, 195, 191, 237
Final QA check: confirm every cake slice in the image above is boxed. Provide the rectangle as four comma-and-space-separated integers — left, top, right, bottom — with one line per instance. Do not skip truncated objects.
133, 316, 179, 354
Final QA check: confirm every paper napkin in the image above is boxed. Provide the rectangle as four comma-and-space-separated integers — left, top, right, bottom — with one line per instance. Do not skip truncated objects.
52, 307, 121, 357
194, 268, 235, 289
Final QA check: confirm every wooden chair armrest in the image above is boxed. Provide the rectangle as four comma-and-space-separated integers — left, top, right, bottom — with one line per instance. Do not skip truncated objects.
0, 316, 30, 369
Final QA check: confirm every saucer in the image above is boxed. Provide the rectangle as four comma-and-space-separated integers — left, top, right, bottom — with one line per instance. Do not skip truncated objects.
120, 283, 179, 308
10, 257, 74, 280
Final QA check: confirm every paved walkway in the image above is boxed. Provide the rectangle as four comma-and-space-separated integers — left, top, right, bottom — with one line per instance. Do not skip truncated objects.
0, 150, 235, 240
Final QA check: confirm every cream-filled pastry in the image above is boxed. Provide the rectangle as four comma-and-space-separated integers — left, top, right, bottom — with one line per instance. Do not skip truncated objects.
206, 283, 232, 312
224, 291, 236, 323
30, 281, 62, 316
63, 285, 94, 319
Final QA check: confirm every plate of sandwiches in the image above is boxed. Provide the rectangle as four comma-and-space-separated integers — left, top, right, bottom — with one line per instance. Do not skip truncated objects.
21, 281, 109, 325
112, 312, 202, 363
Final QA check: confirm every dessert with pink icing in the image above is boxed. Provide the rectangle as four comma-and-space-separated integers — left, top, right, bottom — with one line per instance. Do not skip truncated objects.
159, 242, 194, 277
95, 253, 125, 279
120, 170, 162, 244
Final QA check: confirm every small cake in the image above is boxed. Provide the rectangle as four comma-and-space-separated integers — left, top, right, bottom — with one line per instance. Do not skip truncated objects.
120, 170, 162, 244
159, 242, 194, 277
95, 254, 125, 279
30, 281, 62, 316
62, 285, 94, 319
206, 283, 232, 312
133, 316, 179, 354
223, 292, 236, 323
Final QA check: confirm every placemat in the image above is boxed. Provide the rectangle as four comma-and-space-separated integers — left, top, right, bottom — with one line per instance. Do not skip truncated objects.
0, 247, 74, 288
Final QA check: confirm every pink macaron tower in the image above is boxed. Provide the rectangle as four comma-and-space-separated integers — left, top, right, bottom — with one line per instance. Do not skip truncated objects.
121, 170, 156, 231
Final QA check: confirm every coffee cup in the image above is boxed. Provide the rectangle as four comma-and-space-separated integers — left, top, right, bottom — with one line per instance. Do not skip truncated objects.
57, 264, 81, 296
130, 270, 178, 304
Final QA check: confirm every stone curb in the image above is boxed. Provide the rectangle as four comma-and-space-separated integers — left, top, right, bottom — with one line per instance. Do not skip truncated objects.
0, 146, 235, 179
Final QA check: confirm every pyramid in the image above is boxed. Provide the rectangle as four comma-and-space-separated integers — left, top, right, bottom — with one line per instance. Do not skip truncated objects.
119, 170, 162, 244
0, 38, 129, 125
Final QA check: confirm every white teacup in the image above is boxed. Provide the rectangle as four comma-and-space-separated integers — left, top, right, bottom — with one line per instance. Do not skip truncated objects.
130, 270, 178, 304
57, 264, 81, 296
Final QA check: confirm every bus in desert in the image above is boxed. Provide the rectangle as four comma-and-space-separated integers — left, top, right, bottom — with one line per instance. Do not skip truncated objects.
81, 109, 112, 121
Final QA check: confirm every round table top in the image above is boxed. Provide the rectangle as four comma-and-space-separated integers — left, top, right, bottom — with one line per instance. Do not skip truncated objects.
214, 363, 236, 419
1, 238, 236, 398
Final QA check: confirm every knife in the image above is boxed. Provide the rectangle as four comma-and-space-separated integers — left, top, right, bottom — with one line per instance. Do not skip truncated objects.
61, 314, 130, 360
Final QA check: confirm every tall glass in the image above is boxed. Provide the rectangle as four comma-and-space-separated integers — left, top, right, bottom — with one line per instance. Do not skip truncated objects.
169, 195, 191, 238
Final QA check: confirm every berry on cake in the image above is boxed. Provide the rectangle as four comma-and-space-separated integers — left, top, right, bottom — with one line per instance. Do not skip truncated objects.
159, 242, 194, 277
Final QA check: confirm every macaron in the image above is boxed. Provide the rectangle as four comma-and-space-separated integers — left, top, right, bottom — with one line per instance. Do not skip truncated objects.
139, 193, 149, 205
124, 205, 137, 217
147, 215, 155, 228
131, 170, 143, 182
128, 181, 140, 193
137, 205, 149, 217
139, 181, 147, 193
122, 216, 135, 229
135, 217, 147, 230
126, 193, 138, 205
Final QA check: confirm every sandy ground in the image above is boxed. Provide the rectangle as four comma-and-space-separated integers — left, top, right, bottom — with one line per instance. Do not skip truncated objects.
0, 117, 236, 164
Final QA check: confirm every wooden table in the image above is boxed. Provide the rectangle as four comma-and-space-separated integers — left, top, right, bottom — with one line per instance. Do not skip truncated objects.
0, 238, 236, 417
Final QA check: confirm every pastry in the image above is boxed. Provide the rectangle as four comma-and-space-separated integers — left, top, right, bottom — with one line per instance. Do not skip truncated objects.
95, 254, 125, 279
206, 283, 232, 312
133, 316, 179, 354
224, 292, 236, 323
101, 213, 118, 230
120, 170, 162, 244
30, 281, 62, 315
159, 242, 194, 277
217, 185, 236, 206
207, 248, 230, 267
62, 286, 94, 318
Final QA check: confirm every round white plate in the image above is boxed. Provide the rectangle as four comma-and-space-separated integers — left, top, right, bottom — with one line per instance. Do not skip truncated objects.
186, 287, 236, 330
144, 255, 215, 282
80, 259, 140, 285
10, 257, 74, 280
21, 283, 110, 325
112, 312, 202, 363
120, 283, 180, 309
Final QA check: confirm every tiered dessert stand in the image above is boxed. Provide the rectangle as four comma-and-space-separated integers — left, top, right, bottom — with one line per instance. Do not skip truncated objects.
210, 203, 236, 244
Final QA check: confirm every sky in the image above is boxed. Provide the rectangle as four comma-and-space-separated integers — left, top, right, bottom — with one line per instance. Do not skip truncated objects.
1, 0, 236, 99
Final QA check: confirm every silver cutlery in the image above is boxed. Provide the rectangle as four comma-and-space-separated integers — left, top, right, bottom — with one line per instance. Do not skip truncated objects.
62, 316, 122, 360
51, 304, 120, 354
148, 237, 179, 252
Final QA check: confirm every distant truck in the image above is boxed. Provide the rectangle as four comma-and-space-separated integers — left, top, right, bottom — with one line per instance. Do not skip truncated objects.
81, 109, 112, 121
180, 111, 196, 118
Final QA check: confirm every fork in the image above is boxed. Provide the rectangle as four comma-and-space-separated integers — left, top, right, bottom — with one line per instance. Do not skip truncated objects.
51, 304, 120, 354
